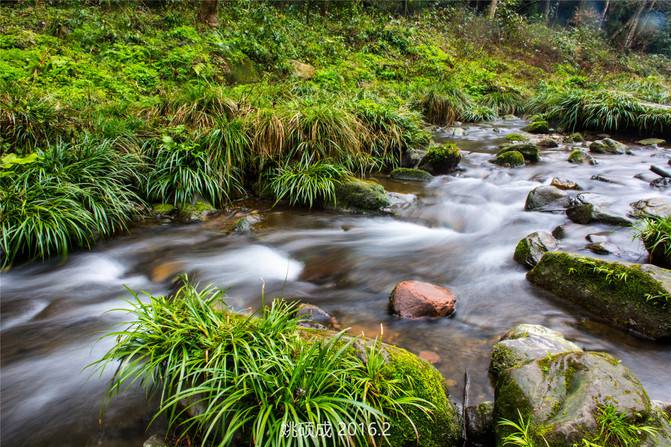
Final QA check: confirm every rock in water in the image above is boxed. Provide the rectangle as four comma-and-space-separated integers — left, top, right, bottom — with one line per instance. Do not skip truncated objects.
566, 193, 632, 226
630, 197, 671, 219
524, 185, 570, 211
390, 167, 433, 182
550, 177, 581, 190
522, 120, 549, 134
334, 178, 389, 211
514, 231, 558, 269
492, 150, 525, 167
638, 138, 666, 146
589, 138, 627, 154
418, 143, 462, 175
465, 401, 495, 447
490, 324, 665, 447
526, 252, 671, 339
567, 149, 597, 165
497, 143, 540, 163
389, 280, 456, 318
296, 303, 338, 329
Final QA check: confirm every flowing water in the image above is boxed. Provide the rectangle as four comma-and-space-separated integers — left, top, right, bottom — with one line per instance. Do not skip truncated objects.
2, 120, 671, 446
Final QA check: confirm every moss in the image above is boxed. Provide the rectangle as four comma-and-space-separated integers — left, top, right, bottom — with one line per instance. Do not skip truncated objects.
178, 200, 217, 223
565, 132, 584, 143
334, 178, 389, 211
527, 252, 671, 338
490, 343, 525, 379
152, 203, 176, 215
493, 150, 525, 167
568, 149, 586, 163
383, 346, 461, 447
390, 167, 433, 182
504, 133, 529, 142
497, 143, 539, 162
418, 143, 462, 175
523, 120, 549, 134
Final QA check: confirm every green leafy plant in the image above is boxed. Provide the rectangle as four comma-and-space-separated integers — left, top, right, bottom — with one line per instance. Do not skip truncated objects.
270, 157, 349, 207
96, 278, 433, 446
574, 404, 658, 447
498, 411, 548, 447
635, 216, 671, 269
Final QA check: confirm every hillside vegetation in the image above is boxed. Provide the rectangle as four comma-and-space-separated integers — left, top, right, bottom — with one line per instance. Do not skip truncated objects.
1, 1, 670, 267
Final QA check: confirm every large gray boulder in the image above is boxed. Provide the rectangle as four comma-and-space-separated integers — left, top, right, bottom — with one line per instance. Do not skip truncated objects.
567, 193, 632, 226
491, 324, 662, 447
527, 252, 671, 339
524, 185, 570, 211
513, 231, 559, 269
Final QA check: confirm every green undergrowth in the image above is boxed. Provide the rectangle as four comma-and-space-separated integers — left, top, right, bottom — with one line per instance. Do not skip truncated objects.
95, 277, 457, 446
1, 2, 670, 267
635, 216, 671, 269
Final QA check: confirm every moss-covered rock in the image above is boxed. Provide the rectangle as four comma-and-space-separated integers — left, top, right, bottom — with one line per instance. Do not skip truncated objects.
589, 138, 627, 154
177, 201, 218, 223
334, 178, 390, 211
526, 252, 671, 339
537, 138, 558, 148
513, 231, 558, 269
564, 132, 584, 143
492, 150, 525, 167
504, 133, 529, 142
152, 203, 176, 219
524, 185, 570, 211
497, 143, 540, 163
418, 143, 462, 175
390, 167, 433, 182
567, 149, 595, 164
638, 138, 666, 146
523, 120, 549, 134
382, 345, 461, 447
566, 193, 632, 226
465, 401, 495, 447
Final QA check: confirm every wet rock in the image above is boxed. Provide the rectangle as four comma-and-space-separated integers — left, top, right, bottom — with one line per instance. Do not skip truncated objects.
524, 185, 570, 211
233, 214, 261, 233
492, 150, 525, 167
591, 174, 623, 184
629, 197, 671, 219
504, 132, 528, 142
177, 201, 218, 223
489, 324, 582, 380
566, 193, 632, 226
465, 401, 495, 447
151, 261, 184, 282
527, 252, 671, 339
334, 178, 390, 211
513, 231, 558, 269
143, 435, 168, 447
537, 138, 558, 148
418, 143, 462, 175
523, 120, 549, 134
390, 167, 433, 182
651, 177, 671, 188
495, 350, 652, 447
589, 138, 627, 154
586, 241, 620, 255
634, 172, 658, 183
450, 127, 465, 137
552, 225, 567, 239
504, 114, 518, 120
401, 147, 425, 168
586, 232, 609, 244
418, 350, 441, 364
564, 132, 584, 143
151, 203, 176, 221
550, 177, 581, 190
389, 280, 456, 319
497, 143, 540, 163
567, 149, 597, 165
296, 303, 338, 329
638, 138, 666, 146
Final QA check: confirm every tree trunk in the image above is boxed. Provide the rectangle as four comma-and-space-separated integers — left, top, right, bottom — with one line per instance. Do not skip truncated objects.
488, 0, 497, 19
600, 0, 610, 26
198, 0, 219, 28
544, 0, 551, 23
624, 0, 647, 49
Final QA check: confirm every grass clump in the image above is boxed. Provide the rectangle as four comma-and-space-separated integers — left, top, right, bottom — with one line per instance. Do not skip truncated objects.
270, 158, 349, 207
636, 216, 671, 268
576, 404, 658, 447
498, 410, 548, 447
0, 140, 144, 267
96, 278, 437, 447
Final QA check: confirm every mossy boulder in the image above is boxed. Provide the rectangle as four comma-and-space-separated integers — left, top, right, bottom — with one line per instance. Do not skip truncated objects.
334, 178, 390, 211
537, 138, 558, 148
513, 231, 558, 269
524, 185, 570, 211
382, 345, 461, 447
492, 150, 525, 167
497, 143, 540, 163
390, 167, 433, 182
523, 120, 549, 134
630, 197, 671, 220
177, 201, 218, 223
566, 193, 632, 226
491, 324, 653, 447
637, 138, 666, 146
504, 133, 529, 142
526, 252, 671, 339
567, 149, 596, 164
465, 401, 495, 447
564, 132, 584, 143
589, 138, 627, 154
418, 143, 462, 175
152, 203, 176, 219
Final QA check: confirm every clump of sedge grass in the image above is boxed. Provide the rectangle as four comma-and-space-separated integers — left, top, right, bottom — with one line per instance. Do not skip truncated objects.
635, 215, 671, 269
270, 157, 349, 207
95, 278, 433, 446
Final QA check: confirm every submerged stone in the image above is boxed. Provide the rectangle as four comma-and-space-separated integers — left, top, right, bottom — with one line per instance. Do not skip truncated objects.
418, 143, 462, 175
389, 280, 456, 319
527, 252, 671, 339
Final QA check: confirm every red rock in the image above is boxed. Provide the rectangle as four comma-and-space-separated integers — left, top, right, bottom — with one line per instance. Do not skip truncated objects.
389, 280, 456, 318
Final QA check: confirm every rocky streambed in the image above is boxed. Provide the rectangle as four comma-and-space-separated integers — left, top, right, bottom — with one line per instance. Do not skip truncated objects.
1, 118, 670, 446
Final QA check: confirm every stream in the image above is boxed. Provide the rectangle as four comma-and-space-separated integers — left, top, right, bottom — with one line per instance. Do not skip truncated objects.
2, 119, 670, 447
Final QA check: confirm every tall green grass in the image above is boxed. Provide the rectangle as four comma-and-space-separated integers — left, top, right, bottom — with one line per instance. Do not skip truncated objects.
270, 157, 349, 207
636, 216, 671, 268
0, 140, 144, 267
96, 279, 433, 446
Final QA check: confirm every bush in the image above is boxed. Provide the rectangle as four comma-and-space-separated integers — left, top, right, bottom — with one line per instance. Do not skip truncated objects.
419, 86, 472, 125
97, 279, 435, 447
0, 140, 144, 267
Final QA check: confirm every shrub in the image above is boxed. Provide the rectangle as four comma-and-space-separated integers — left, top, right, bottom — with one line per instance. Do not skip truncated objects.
96, 279, 434, 447
419, 86, 472, 125
0, 140, 144, 267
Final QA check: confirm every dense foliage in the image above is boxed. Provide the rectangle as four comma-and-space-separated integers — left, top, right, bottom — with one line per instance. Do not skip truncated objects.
1, 1, 670, 266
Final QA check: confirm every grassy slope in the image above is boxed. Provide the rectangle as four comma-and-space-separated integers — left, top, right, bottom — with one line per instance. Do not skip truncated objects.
1, 3, 670, 266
